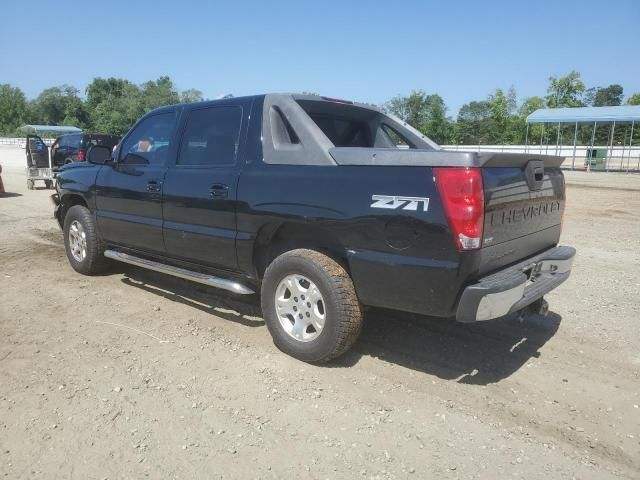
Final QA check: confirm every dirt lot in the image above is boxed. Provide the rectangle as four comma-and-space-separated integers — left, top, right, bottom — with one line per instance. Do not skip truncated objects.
1, 145, 639, 479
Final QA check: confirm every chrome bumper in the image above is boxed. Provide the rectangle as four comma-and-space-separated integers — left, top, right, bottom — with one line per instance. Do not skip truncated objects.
456, 246, 575, 322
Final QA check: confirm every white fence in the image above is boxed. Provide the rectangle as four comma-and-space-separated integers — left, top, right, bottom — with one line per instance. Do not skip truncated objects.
0, 137, 55, 148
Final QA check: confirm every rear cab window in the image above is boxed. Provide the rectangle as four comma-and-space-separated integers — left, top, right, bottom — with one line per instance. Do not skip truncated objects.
67, 134, 82, 150
177, 106, 243, 167
295, 99, 415, 149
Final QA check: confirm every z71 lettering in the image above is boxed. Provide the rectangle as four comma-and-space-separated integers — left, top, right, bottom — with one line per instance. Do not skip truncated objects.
370, 195, 430, 212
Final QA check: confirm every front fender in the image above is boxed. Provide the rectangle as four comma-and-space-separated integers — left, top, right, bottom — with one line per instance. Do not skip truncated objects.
55, 165, 101, 211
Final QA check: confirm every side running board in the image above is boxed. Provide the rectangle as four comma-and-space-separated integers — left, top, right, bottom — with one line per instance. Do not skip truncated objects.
104, 250, 254, 295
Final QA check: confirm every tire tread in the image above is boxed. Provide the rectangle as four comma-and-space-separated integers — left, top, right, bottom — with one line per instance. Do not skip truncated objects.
262, 248, 363, 362
64, 205, 109, 275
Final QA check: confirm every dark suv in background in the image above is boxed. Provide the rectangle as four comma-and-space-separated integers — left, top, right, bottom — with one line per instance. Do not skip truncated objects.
51, 133, 120, 169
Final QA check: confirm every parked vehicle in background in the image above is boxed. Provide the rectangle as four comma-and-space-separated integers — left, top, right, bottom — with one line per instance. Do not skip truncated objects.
24, 132, 119, 189
50, 133, 120, 169
25, 134, 55, 189
52, 93, 576, 363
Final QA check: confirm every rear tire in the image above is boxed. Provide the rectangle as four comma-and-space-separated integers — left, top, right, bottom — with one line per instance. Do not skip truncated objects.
63, 205, 109, 275
261, 249, 363, 363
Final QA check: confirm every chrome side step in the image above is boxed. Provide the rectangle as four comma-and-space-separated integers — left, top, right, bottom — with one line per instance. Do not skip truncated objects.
104, 249, 255, 295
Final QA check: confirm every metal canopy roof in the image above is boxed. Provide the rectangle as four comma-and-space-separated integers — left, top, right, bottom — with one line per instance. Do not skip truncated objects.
19, 124, 82, 134
527, 105, 640, 124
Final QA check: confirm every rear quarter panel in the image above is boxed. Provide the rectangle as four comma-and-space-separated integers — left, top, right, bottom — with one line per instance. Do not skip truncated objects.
237, 163, 475, 317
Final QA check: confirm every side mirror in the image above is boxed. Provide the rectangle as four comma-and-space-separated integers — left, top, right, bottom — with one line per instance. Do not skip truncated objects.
87, 145, 113, 165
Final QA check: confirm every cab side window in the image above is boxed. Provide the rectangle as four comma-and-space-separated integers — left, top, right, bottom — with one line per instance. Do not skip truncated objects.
177, 106, 242, 167
120, 112, 177, 165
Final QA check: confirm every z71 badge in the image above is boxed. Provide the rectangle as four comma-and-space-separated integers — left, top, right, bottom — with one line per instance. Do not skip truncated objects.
370, 195, 430, 212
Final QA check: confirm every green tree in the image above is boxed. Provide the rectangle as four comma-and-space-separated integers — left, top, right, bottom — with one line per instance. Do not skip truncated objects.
93, 83, 144, 135
545, 71, 585, 108
454, 100, 493, 144
180, 88, 204, 103
84, 77, 143, 134
31, 85, 88, 128
454, 88, 524, 144
584, 84, 624, 106
386, 90, 451, 143
627, 93, 640, 105
518, 96, 546, 144
518, 96, 545, 117
487, 87, 520, 143
0, 84, 28, 135
86, 78, 134, 112
139, 76, 180, 112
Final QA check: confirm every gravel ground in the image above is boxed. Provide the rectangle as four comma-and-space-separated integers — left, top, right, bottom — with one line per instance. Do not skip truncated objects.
1, 145, 639, 479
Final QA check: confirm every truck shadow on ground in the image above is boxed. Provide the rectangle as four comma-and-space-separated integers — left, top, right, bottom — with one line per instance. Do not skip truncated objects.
119, 266, 560, 385
120, 267, 263, 328
336, 308, 561, 385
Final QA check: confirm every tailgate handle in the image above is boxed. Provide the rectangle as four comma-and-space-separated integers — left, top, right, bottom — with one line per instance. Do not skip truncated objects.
526, 161, 545, 190
534, 167, 544, 181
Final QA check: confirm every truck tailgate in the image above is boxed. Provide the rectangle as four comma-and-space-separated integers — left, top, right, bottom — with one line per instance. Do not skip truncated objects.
479, 158, 565, 274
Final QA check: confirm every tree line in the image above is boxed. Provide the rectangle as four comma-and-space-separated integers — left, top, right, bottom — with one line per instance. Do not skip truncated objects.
386, 72, 639, 146
0, 77, 204, 137
1, 71, 639, 145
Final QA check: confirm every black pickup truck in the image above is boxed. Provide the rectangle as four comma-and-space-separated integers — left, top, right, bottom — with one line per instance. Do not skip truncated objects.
52, 94, 575, 362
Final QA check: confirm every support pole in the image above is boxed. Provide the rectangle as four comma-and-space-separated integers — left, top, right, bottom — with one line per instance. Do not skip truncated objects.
555, 122, 561, 155
540, 123, 545, 155
588, 122, 597, 173
606, 121, 616, 171
524, 123, 530, 153
545, 125, 549, 155
571, 121, 578, 170
620, 126, 627, 173
629, 120, 637, 171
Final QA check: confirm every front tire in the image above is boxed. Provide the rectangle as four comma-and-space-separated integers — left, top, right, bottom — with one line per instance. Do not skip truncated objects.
63, 205, 109, 275
261, 249, 363, 363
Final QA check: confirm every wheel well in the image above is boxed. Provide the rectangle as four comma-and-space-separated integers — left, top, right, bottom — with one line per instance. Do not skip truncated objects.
59, 194, 88, 226
253, 222, 350, 279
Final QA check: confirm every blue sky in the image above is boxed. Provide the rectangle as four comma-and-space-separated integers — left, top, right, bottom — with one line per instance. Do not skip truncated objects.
1, 0, 638, 115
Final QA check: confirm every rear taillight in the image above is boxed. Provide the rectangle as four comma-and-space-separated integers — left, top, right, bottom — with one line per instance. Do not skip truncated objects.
434, 167, 484, 251
77, 150, 86, 161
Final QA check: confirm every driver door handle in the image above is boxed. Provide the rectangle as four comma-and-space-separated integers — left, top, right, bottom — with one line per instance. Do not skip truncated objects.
147, 180, 162, 192
209, 183, 229, 199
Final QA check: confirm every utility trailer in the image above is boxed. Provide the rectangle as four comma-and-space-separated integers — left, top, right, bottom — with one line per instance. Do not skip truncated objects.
20, 125, 82, 190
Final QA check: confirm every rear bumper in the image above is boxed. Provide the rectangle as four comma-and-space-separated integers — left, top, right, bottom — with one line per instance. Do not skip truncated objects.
456, 246, 575, 322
